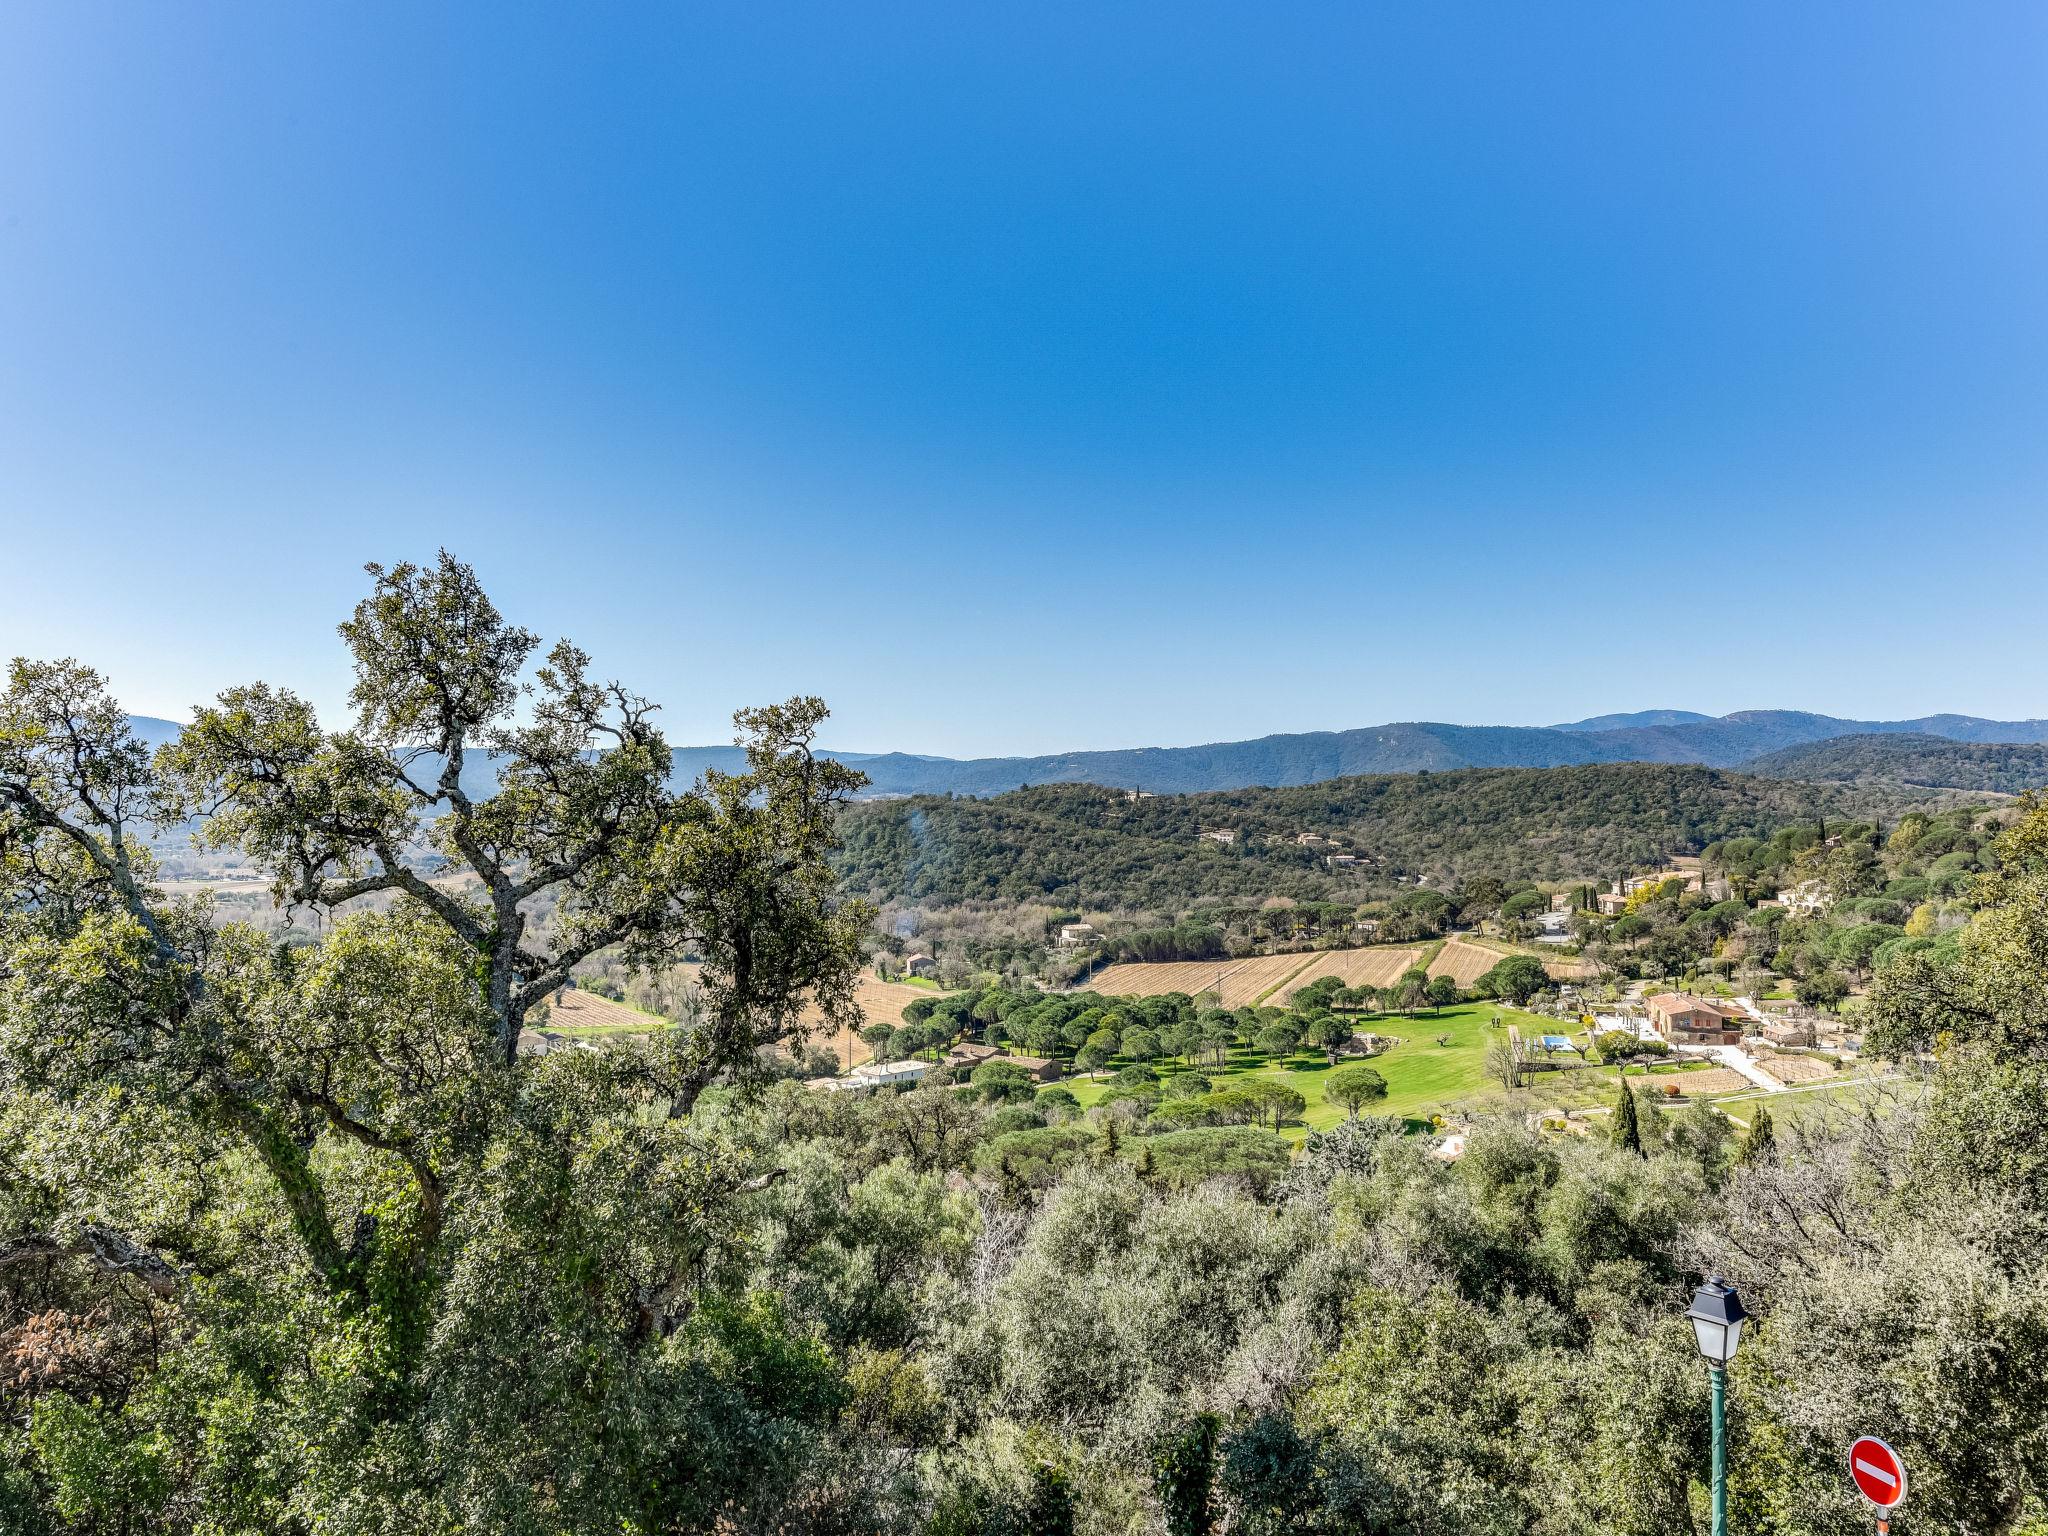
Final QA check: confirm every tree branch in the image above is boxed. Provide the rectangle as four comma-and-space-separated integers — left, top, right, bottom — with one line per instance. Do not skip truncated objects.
0, 1224, 186, 1298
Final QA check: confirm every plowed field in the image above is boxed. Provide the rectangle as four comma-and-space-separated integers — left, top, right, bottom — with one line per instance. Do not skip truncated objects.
1275, 946, 1426, 1000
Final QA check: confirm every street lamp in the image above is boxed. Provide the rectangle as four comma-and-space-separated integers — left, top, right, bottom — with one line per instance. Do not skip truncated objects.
1687, 1277, 1748, 1536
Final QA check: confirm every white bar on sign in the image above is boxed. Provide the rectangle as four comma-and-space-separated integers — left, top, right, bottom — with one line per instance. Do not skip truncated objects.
1855, 1459, 1897, 1488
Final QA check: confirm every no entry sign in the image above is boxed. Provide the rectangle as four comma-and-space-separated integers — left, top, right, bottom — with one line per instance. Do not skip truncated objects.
1849, 1436, 1907, 1510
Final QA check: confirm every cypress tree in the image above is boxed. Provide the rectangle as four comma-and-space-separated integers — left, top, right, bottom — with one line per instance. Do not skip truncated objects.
1611, 1074, 1643, 1156
1738, 1104, 1776, 1164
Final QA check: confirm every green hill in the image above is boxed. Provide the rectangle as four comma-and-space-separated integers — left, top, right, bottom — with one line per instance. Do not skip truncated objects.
832, 761, 1922, 911
1745, 732, 2048, 795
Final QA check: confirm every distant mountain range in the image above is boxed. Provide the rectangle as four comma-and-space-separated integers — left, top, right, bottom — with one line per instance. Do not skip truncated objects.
127, 709, 2048, 799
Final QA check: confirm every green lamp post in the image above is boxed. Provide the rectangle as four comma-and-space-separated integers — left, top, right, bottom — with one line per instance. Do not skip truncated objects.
1686, 1277, 1748, 1536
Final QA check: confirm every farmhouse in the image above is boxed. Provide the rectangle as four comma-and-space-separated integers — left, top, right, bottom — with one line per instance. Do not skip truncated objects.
817, 1059, 932, 1093
1056, 922, 1100, 946
1645, 993, 1744, 1046
1758, 1016, 1818, 1047
904, 954, 938, 978
1199, 828, 1238, 844
1326, 853, 1360, 868
1002, 1054, 1064, 1083
1294, 832, 1333, 849
944, 1041, 1001, 1069
1596, 890, 1628, 917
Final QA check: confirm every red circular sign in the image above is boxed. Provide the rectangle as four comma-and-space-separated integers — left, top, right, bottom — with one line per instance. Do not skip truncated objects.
1849, 1436, 1907, 1509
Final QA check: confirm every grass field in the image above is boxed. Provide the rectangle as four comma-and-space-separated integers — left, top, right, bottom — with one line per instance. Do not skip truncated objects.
1061, 1002, 1572, 1136
1711, 1073, 1911, 1129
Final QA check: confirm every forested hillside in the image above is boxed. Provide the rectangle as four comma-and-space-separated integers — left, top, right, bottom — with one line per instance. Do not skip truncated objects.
1747, 731, 2048, 795
702, 709, 2048, 797
9, 564, 2048, 1534
833, 762, 1922, 911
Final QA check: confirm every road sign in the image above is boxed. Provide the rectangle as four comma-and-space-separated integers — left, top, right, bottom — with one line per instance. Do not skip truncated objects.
1849, 1436, 1907, 1510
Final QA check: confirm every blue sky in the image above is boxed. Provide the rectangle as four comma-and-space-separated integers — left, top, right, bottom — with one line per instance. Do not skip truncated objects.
3, 3, 2045, 755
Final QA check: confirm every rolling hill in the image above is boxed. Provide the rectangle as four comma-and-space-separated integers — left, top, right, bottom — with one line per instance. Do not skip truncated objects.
685, 709, 2048, 797
127, 708, 2048, 800
1745, 733, 2048, 796
830, 762, 1923, 912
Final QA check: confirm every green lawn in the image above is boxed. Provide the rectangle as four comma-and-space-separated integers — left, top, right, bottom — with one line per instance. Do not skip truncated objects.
1711, 1073, 1910, 1129
1062, 1002, 1563, 1138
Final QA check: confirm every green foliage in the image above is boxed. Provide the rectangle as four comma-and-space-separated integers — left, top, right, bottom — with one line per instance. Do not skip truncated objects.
1737, 1104, 1776, 1164
1153, 1414, 1218, 1536
1748, 732, 2048, 795
834, 765, 1905, 914
1611, 1076, 1643, 1155
1325, 1064, 1389, 1119
13, 571, 2048, 1535
1477, 953, 1549, 1005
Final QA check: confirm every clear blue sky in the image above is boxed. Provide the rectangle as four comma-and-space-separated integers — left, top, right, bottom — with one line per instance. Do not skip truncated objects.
4, 4, 2045, 755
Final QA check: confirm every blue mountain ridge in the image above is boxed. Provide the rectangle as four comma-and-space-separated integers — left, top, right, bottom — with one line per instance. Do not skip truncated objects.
128, 709, 2048, 798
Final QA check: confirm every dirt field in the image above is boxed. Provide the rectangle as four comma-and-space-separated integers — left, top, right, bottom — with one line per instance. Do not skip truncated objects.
1427, 938, 1507, 987
1430, 936, 1594, 985
1085, 958, 1254, 1002
1213, 953, 1325, 1007
542, 989, 668, 1031
1755, 1054, 1837, 1085
800, 974, 948, 1070
599, 964, 940, 1071
1276, 946, 1426, 1000
1652, 1068, 1752, 1095
1083, 946, 1439, 1008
